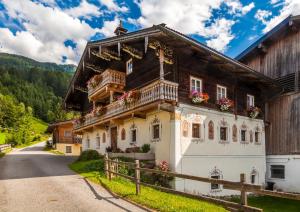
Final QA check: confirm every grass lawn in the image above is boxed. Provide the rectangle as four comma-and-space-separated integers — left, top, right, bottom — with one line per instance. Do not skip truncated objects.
70, 160, 228, 212
231, 195, 300, 212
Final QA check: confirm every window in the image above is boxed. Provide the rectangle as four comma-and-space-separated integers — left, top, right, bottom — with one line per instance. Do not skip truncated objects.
232, 124, 237, 142
64, 130, 72, 137
152, 124, 160, 140
66, 146, 72, 153
190, 76, 202, 92
251, 174, 256, 184
208, 121, 214, 140
131, 129, 137, 143
86, 136, 90, 149
241, 130, 247, 142
192, 123, 201, 138
182, 120, 189, 137
247, 94, 255, 109
255, 131, 260, 143
121, 128, 126, 140
102, 133, 106, 143
220, 127, 227, 141
271, 165, 285, 179
211, 175, 220, 190
96, 133, 100, 149
217, 85, 227, 101
126, 58, 133, 75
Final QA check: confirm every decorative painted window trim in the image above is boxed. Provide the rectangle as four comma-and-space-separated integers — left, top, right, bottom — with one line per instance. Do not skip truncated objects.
240, 122, 249, 144
126, 58, 133, 75
218, 119, 230, 144
191, 123, 204, 144
209, 167, 223, 192
190, 76, 203, 93
216, 84, 227, 101
130, 124, 137, 145
182, 120, 189, 137
232, 124, 238, 142
254, 126, 262, 145
208, 120, 214, 140
150, 117, 161, 142
250, 168, 259, 184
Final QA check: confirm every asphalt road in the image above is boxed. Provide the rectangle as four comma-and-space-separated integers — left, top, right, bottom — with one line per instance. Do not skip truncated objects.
0, 142, 147, 212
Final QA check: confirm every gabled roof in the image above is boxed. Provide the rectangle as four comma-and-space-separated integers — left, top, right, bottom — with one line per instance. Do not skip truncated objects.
236, 15, 300, 61
64, 24, 282, 107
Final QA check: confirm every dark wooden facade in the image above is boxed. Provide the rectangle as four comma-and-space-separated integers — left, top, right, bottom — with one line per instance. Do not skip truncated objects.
237, 15, 300, 155
64, 23, 280, 131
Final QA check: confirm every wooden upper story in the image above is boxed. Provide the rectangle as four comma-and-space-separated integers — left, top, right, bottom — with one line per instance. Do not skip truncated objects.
237, 15, 300, 92
47, 120, 81, 144
64, 23, 281, 131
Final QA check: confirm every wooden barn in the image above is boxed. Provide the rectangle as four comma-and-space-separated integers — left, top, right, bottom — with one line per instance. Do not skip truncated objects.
237, 15, 300, 192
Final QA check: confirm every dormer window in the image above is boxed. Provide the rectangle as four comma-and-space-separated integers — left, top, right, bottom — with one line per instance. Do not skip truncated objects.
126, 58, 133, 75
217, 85, 227, 101
190, 76, 202, 92
247, 94, 255, 109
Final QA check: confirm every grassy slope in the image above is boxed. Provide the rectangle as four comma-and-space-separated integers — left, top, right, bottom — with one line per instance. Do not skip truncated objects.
70, 160, 227, 212
0, 133, 7, 144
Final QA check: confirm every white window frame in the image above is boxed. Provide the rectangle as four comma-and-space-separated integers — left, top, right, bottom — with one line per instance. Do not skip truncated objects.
190, 76, 202, 93
126, 58, 133, 75
96, 133, 100, 149
240, 125, 249, 144
247, 94, 255, 109
66, 146, 72, 154
270, 165, 285, 179
217, 85, 227, 101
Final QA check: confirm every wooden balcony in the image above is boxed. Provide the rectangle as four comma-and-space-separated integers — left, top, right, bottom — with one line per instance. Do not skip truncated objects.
74, 79, 178, 131
88, 69, 126, 101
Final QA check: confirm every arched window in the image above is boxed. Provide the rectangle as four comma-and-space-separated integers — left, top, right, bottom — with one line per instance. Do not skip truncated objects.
121, 128, 126, 140
219, 119, 229, 143
232, 124, 237, 142
151, 117, 161, 142
102, 132, 106, 143
182, 120, 189, 137
208, 120, 214, 140
240, 122, 248, 143
210, 167, 223, 191
254, 126, 261, 144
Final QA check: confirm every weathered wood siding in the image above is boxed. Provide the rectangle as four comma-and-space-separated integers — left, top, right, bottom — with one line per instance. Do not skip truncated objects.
266, 93, 300, 155
242, 30, 300, 79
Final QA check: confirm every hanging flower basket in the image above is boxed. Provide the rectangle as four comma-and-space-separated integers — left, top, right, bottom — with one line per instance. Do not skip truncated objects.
248, 106, 261, 118
118, 90, 140, 106
217, 97, 234, 111
190, 90, 209, 104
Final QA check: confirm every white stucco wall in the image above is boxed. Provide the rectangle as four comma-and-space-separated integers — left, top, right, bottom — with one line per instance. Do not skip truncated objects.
266, 155, 300, 193
174, 104, 266, 196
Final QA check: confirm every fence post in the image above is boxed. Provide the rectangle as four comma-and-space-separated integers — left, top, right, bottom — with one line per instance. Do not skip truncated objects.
240, 173, 248, 206
104, 154, 109, 179
135, 160, 140, 195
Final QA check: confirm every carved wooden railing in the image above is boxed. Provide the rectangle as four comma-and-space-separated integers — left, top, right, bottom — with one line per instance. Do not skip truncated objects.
75, 80, 178, 130
88, 69, 126, 97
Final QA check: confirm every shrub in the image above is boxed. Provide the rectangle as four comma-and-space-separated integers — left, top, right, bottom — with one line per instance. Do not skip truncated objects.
32, 134, 41, 141
106, 146, 112, 153
78, 150, 101, 161
84, 160, 104, 172
141, 144, 150, 153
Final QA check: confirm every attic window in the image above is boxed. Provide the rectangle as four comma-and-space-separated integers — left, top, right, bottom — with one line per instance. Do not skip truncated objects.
126, 58, 133, 75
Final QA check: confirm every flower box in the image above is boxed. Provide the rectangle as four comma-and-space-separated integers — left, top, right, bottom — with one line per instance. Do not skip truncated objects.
217, 97, 234, 111
248, 106, 261, 118
190, 90, 209, 104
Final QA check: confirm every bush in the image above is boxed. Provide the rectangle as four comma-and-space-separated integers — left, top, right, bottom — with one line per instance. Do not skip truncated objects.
78, 150, 101, 161
141, 144, 150, 153
32, 134, 41, 141
84, 160, 104, 172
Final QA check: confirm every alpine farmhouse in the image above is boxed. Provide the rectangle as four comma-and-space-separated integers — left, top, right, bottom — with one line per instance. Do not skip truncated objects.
237, 15, 300, 193
64, 23, 281, 195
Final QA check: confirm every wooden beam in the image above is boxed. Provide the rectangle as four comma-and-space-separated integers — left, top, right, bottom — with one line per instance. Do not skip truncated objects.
122, 44, 143, 59
85, 63, 104, 73
74, 86, 88, 93
132, 112, 146, 119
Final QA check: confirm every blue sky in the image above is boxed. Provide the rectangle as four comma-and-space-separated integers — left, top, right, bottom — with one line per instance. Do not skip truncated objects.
0, 0, 298, 64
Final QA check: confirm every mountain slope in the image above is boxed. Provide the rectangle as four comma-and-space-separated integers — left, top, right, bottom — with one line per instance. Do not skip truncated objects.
0, 53, 76, 73
0, 53, 76, 122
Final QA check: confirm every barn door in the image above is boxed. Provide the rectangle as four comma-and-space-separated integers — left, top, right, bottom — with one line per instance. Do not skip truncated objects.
111, 127, 118, 152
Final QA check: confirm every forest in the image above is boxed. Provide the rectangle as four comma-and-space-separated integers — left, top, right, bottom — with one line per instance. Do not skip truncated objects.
0, 53, 76, 146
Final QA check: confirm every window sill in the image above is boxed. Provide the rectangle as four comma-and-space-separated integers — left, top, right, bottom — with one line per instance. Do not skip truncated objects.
219, 140, 229, 144
254, 142, 262, 145
240, 141, 249, 144
191, 138, 204, 144
151, 138, 160, 143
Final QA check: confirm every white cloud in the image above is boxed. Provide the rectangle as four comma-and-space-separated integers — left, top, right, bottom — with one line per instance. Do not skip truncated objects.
98, 17, 120, 37
132, 0, 250, 52
255, 9, 272, 25
64, 0, 102, 19
258, 0, 300, 33
0, 0, 99, 64
99, 0, 128, 12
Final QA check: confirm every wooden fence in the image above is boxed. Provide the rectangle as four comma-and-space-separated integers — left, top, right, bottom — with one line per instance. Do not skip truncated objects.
0, 144, 11, 153
104, 154, 300, 212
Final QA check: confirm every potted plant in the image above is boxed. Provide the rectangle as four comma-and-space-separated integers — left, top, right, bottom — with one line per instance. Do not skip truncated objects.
118, 90, 140, 106
217, 97, 234, 111
92, 106, 105, 116
190, 90, 209, 104
248, 106, 261, 118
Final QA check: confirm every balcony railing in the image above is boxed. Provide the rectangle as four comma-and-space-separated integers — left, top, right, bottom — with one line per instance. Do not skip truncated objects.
88, 69, 126, 99
75, 79, 178, 130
